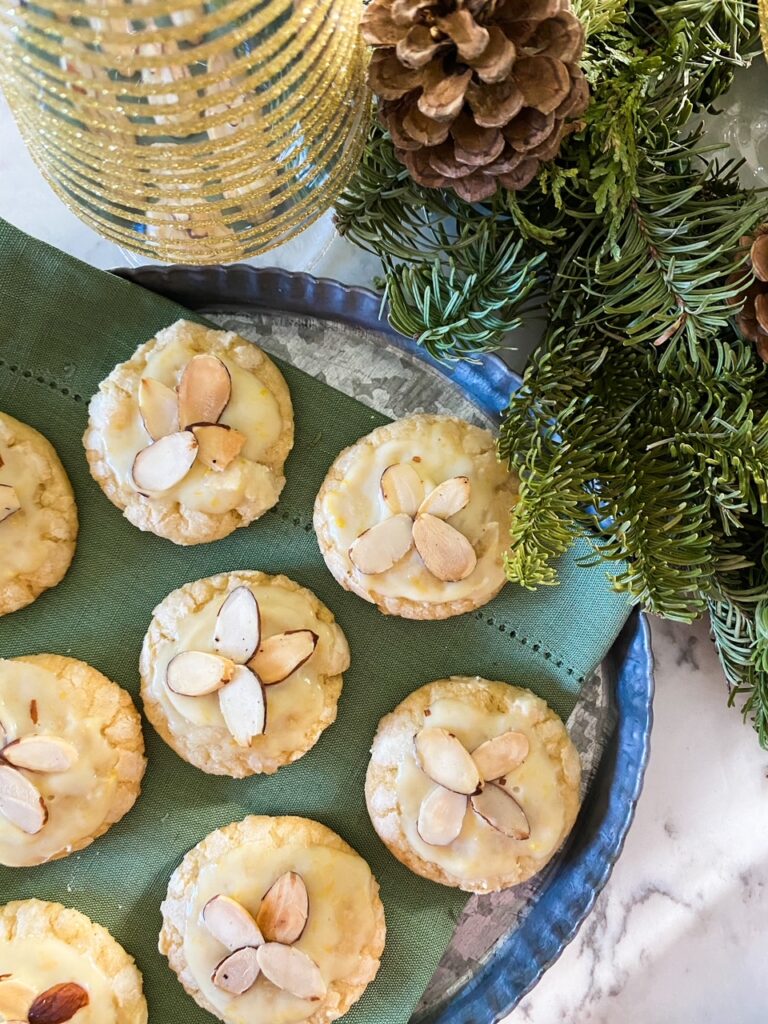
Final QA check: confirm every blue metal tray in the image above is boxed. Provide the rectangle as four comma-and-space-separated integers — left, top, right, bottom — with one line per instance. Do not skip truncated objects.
112, 264, 655, 1024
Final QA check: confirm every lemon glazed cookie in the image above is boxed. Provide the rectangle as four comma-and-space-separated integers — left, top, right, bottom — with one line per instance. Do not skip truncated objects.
313, 414, 519, 620
83, 319, 293, 545
0, 412, 78, 616
366, 677, 581, 893
160, 815, 385, 1024
140, 571, 350, 777
0, 655, 146, 868
0, 899, 147, 1023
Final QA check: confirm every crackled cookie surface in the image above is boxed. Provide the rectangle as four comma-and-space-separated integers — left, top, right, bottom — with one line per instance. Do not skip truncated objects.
313, 414, 518, 619
160, 816, 385, 1024
140, 571, 350, 777
0, 899, 147, 1023
0, 412, 78, 616
366, 677, 581, 893
83, 319, 293, 545
0, 655, 146, 868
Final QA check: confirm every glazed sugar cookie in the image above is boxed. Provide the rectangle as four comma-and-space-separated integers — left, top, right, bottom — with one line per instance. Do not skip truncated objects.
160, 816, 385, 1024
0, 412, 78, 616
0, 899, 147, 1023
140, 571, 350, 777
366, 677, 581, 893
0, 655, 146, 867
314, 414, 518, 619
83, 319, 294, 545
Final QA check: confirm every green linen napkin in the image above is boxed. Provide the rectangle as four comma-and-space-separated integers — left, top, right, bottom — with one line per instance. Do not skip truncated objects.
0, 219, 629, 1024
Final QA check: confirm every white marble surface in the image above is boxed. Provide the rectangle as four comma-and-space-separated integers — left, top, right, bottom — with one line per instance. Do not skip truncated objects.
2, 88, 768, 1024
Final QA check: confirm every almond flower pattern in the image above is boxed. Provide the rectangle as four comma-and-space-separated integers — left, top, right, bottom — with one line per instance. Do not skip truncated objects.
0, 723, 79, 837
165, 587, 318, 747
0, 977, 89, 1024
203, 872, 326, 1002
414, 725, 531, 846
132, 353, 246, 494
350, 463, 478, 582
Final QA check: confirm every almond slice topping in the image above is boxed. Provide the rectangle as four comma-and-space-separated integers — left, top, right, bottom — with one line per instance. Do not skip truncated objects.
471, 731, 530, 782
414, 727, 481, 795
131, 431, 198, 493
256, 871, 309, 944
178, 353, 231, 428
192, 424, 246, 471
349, 513, 413, 575
256, 943, 326, 1001
2, 736, 78, 773
166, 651, 236, 697
0, 484, 21, 523
27, 983, 89, 1024
417, 476, 471, 519
412, 514, 477, 582
218, 665, 266, 746
471, 785, 530, 840
0, 765, 47, 834
211, 947, 261, 995
203, 895, 264, 952
380, 463, 424, 516
0, 978, 35, 1020
248, 631, 318, 685
417, 786, 467, 846
213, 587, 261, 664
138, 377, 179, 440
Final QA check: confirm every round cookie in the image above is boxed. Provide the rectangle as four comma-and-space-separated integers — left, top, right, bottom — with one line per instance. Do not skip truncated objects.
83, 319, 294, 545
140, 571, 350, 777
159, 815, 385, 1024
365, 677, 581, 893
0, 411, 78, 616
313, 414, 519, 620
0, 898, 147, 1023
0, 654, 146, 867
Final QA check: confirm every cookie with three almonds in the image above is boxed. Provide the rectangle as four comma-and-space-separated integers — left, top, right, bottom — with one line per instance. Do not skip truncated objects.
0, 655, 146, 868
0, 898, 147, 1023
365, 677, 581, 893
0, 412, 78, 617
313, 414, 519, 619
83, 319, 294, 545
159, 815, 385, 1024
140, 571, 350, 777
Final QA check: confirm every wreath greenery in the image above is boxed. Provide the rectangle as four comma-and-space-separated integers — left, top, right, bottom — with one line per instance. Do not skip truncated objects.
336, 0, 768, 744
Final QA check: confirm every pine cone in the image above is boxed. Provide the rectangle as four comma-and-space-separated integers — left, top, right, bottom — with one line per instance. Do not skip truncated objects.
361, 0, 589, 201
729, 228, 768, 362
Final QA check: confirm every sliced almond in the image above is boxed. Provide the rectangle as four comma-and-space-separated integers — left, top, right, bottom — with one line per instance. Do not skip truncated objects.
203, 895, 264, 952
471, 731, 530, 782
213, 587, 261, 663
2, 736, 78, 773
138, 377, 179, 440
192, 423, 246, 471
380, 463, 424, 516
211, 946, 260, 995
412, 514, 477, 582
256, 871, 309, 944
178, 353, 231, 428
414, 727, 481, 795
418, 476, 471, 519
0, 978, 35, 1020
219, 665, 266, 746
0, 765, 47, 834
349, 513, 413, 575
248, 631, 318, 685
27, 983, 89, 1024
166, 650, 235, 697
0, 484, 21, 523
471, 784, 530, 840
131, 431, 198, 493
417, 786, 467, 846
256, 943, 326, 1001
